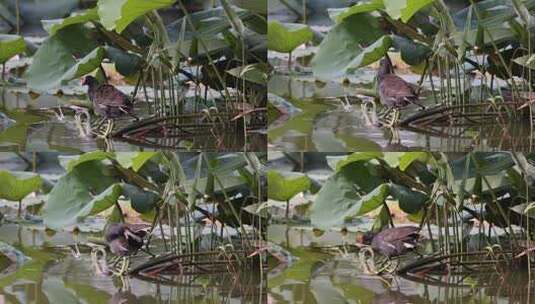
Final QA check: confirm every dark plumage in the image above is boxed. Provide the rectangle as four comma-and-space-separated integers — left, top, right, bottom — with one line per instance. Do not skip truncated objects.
82, 76, 134, 119
377, 56, 423, 109
358, 226, 421, 257
105, 223, 150, 256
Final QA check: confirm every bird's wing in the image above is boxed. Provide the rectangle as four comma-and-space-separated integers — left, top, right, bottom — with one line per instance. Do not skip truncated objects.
94, 84, 130, 107
127, 223, 151, 232
380, 227, 420, 243
124, 228, 143, 242
380, 75, 418, 99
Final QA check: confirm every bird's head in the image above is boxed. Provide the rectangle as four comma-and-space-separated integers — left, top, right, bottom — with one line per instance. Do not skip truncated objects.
105, 223, 126, 242
81, 75, 98, 87
355, 231, 375, 246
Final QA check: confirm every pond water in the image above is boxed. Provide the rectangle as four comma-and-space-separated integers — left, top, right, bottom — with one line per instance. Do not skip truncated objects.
268, 224, 535, 304
0, 152, 266, 303
0, 221, 264, 304
268, 74, 535, 152
0, 89, 266, 152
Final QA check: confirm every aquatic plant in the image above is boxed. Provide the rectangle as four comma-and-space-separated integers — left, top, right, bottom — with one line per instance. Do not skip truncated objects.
267, 170, 311, 221
4, 0, 268, 147
0, 170, 42, 217
267, 20, 313, 71
299, 0, 535, 128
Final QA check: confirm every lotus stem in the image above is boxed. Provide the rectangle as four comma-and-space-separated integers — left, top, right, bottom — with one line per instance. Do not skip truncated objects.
18, 200, 21, 218
288, 51, 293, 73
302, 0, 307, 24
15, 0, 20, 34
286, 199, 290, 222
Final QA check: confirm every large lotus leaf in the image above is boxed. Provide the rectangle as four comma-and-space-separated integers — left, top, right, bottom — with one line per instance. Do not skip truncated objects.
60, 151, 113, 172
25, 25, 99, 92
221, 0, 245, 35
105, 46, 142, 76
0, 3, 16, 26
453, 0, 523, 29
44, 182, 122, 231
43, 161, 119, 230
267, 171, 310, 202
28, 46, 104, 92
384, 0, 434, 23
41, 8, 99, 36
98, 0, 175, 33
454, 24, 514, 47
166, 7, 255, 58
267, 21, 313, 53
116, 152, 159, 172
226, 64, 268, 85
400, 152, 432, 170
455, 174, 512, 198
0, 110, 46, 149
514, 55, 535, 69
185, 176, 246, 196
60, 47, 105, 85
452, 0, 534, 47
122, 183, 159, 214
208, 153, 249, 175
0, 171, 42, 202
167, 7, 252, 41
389, 183, 428, 214
311, 14, 382, 80
392, 35, 432, 65
43, 278, 85, 304
230, 0, 267, 14
371, 205, 391, 232
351, 35, 392, 69
328, 0, 384, 24
326, 152, 383, 172
311, 177, 389, 229
450, 152, 514, 180
0, 34, 26, 63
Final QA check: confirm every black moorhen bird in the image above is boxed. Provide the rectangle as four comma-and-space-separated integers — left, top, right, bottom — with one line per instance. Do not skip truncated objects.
105, 223, 150, 256
377, 55, 424, 126
357, 226, 421, 257
82, 76, 135, 137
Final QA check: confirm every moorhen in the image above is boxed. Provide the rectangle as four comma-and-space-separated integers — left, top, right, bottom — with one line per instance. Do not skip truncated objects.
377, 55, 424, 126
82, 76, 135, 137
357, 226, 421, 257
105, 223, 150, 256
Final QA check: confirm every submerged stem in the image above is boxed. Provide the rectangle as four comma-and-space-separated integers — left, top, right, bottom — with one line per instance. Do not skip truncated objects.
286, 200, 290, 221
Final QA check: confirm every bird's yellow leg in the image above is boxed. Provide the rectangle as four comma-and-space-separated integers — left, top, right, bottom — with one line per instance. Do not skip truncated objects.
385, 108, 399, 127
120, 257, 130, 274
358, 246, 378, 274
111, 257, 129, 276
91, 117, 106, 136
106, 120, 114, 137
98, 119, 114, 138
393, 109, 400, 126
92, 117, 105, 129
379, 107, 392, 118
110, 256, 120, 265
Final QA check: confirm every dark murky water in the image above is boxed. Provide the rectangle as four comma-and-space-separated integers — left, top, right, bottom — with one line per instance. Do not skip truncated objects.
0, 89, 265, 152
268, 74, 535, 152
268, 224, 535, 303
0, 222, 264, 303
